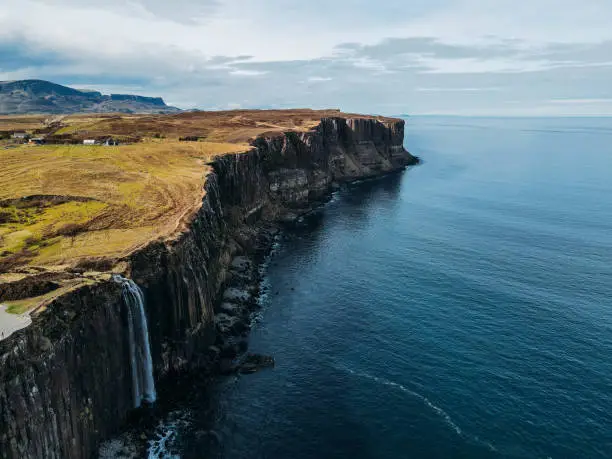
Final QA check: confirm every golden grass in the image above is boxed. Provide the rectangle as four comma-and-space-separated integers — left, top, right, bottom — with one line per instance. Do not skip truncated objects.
0, 114, 49, 132
4, 109, 384, 142
3, 277, 100, 314
0, 109, 393, 273
0, 109, 391, 142
5, 285, 74, 314
0, 140, 249, 269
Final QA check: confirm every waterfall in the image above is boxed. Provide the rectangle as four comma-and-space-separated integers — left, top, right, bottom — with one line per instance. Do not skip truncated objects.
113, 275, 157, 408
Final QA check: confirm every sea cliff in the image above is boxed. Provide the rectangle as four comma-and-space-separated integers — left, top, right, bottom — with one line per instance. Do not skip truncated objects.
0, 116, 417, 458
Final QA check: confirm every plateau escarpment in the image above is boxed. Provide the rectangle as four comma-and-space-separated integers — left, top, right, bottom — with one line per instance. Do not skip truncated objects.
0, 113, 418, 458
0, 80, 180, 115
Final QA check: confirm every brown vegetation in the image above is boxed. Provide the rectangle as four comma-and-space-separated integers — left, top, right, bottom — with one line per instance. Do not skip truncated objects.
0, 109, 392, 275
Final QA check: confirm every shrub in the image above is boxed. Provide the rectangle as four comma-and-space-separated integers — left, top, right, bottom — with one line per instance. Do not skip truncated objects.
24, 235, 41, 247
54, 223, 87, 238
0, 209, 17, 224
0, 249, 35, 272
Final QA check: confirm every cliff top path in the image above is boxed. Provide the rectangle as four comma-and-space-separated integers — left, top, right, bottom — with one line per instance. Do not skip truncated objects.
0, 109, 400, 316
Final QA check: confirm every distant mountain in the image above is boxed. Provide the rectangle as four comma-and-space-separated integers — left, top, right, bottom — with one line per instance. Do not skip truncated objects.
0, 80, 181, 115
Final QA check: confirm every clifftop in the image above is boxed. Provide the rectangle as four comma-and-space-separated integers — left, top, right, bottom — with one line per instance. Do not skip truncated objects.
0, 79, 180, 115
0, 109, 414, 316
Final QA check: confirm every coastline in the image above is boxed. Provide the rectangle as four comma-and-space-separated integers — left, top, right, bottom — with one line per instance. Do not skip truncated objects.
102, 167, 416, 458
0, 115, 418, 458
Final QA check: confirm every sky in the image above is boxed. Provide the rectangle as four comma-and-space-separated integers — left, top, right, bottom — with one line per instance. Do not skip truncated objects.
2, 0, 612, 116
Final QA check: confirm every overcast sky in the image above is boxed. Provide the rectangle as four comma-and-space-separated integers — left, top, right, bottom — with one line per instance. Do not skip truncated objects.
2, 0, 612, 115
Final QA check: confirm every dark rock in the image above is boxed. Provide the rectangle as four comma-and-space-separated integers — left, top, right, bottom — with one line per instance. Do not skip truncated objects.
0, 271, 74, 302
38, 336, 52, 352
215, 314, 249, 336
218, 302, 241, 316
237, 354, 275, 374
230, 256, 252, 273
218, 358, 234, 374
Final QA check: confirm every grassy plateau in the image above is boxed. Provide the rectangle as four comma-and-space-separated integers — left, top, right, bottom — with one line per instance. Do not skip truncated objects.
0, 109, 388, 312
0, 109, 364, 272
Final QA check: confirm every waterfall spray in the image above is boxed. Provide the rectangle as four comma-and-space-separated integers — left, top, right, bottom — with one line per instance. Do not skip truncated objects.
113, 275, 157, 408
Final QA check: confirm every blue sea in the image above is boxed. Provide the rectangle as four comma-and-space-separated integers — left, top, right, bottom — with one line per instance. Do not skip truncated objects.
152, 117, 612, 459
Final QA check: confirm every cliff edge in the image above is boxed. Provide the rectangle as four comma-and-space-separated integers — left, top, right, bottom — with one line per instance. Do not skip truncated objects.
0, 113, 418, 458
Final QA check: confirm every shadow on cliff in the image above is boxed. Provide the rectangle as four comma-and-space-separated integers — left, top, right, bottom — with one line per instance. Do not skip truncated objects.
278, 169, 406, 253
109, 169, 412, 457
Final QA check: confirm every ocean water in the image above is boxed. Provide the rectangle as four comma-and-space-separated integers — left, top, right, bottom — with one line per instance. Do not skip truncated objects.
153, 117, 612, 459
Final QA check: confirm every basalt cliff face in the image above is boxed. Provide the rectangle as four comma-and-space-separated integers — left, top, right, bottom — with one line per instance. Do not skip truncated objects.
0, 116, 417, 458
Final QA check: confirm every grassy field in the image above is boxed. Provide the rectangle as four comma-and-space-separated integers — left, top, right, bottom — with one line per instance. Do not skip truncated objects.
0, 109, 387, 276
0, 114, 50, 132
0, 140, 248, 271
0, 109, 384, 142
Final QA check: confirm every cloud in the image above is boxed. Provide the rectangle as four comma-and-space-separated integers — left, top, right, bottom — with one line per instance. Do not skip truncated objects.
2, 0, 612, 115
548, 98, 612, 104
330, 37, 612, 75
416, 87, 501, 92
228, 70, 268, 77
35, 0, 221, 24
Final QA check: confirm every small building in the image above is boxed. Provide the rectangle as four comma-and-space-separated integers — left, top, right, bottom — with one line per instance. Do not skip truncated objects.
83, 139, 97, 145
12, 132, 28, 140
28, 138, 45, 145
103, 138, 119, 146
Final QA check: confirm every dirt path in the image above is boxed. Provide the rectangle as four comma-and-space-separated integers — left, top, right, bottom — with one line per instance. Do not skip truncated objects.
0, 304, 32, 341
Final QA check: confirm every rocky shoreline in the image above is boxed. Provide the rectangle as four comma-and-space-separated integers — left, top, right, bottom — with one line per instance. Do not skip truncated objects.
210, 226, 279, 376
0, 115, 418, 458
210, 190, 359, 376
99, 181, 393, 458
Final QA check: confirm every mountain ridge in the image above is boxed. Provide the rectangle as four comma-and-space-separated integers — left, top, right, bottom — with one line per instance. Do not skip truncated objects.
0, 79, 180, 115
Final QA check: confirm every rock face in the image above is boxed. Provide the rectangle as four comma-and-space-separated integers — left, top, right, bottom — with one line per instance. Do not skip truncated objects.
0, 116, 418, 458
0, 80, 180, 114
0, 282, 131, 459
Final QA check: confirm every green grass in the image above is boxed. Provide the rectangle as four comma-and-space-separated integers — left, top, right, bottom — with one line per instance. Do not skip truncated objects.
5, 298, 39, 314
0, 141, 249, 270
4, 279, 98, 314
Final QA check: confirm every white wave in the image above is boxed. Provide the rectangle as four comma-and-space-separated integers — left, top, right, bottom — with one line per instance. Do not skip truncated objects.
147, 427, 180, 459
147, 411, 191, 459
337, 365, 497, 452
329, 191, 341, 203
340, 365, 463, 435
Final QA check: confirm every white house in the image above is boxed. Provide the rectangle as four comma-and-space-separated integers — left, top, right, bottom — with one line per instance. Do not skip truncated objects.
12, 132, 27, 139
83, 139, 97, 145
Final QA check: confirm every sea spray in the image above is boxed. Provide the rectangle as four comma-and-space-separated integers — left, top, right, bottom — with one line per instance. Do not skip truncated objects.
113, 275, 157, 408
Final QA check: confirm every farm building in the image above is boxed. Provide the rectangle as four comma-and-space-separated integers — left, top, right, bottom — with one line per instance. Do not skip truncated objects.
12, 132, 28, 139
83, 139, 97, 145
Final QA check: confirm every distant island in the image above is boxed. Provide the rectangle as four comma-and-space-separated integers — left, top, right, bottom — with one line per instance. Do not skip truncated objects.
0, 79, 181, 115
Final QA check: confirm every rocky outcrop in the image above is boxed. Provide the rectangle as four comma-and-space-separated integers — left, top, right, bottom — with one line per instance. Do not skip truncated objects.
0, 116, 417, 458
0, 79, 180, 114
0, 281, 132, 459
